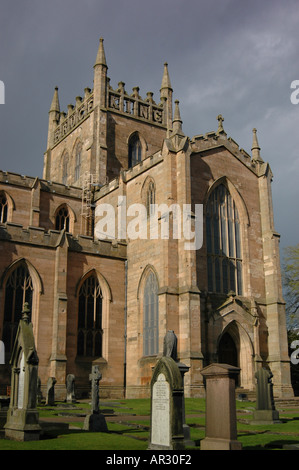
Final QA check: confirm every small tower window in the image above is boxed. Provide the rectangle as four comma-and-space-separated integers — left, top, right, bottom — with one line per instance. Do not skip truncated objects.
146, 181, 155, 217
128, 134, 142, 168
55, 206, 70, 232
62, 152, 69, 185
75, 142, 82, 182
0, 193, 8, 223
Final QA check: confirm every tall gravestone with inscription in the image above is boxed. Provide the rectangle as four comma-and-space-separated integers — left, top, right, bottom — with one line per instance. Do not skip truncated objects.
4, 303, 41, 441
148, 354, 185, 450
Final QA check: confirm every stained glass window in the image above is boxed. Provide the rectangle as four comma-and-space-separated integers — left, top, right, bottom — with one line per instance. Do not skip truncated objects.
143, 271, 159, 356
206, 184, 242, 295
3, 264, 33, 352
77, 275, 102, 357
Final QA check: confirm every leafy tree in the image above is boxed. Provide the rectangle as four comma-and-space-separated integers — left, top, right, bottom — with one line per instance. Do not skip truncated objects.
282, 243, 299, 329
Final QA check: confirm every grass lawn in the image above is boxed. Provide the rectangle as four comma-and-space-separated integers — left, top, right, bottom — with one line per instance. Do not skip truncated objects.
0, 398, 299, 450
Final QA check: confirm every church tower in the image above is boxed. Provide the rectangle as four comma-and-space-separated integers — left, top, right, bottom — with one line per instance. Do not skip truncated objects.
43, 38, 172, 188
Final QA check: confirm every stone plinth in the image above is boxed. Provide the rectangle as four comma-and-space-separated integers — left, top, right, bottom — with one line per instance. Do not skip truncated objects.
200, 363, 242, 450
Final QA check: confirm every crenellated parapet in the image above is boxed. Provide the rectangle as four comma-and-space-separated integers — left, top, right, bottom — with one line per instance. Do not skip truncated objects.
52, 88, 94, 147
107, 81, 166, 126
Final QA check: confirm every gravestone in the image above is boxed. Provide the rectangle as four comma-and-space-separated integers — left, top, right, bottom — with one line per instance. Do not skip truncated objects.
148, 355, 184, 450
251, 368, 280, 424
163, 330, 193, 446
0, 396, 10, 430
36, 377, 42, 405
46, 377, 56, 406
66, 374, 76, 403
4, 303, 41, 441
83, 365, 108, 432
200, 363, 242, 450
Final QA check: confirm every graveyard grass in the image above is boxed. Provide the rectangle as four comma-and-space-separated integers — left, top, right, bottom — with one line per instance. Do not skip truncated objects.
1, 398, 299, 450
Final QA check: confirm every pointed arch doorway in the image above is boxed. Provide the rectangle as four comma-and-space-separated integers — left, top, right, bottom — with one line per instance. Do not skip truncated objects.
217, 321, 254, 390
218, 332, 238, 368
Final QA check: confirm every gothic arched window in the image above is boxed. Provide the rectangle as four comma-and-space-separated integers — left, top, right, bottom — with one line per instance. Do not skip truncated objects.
62, 151, 69, 185
2, 264, 33, 352
146, 181, 155, 217
75, 142, 82, 182
206, 184, 242, 295
55, 205, 70, 232
143, 271, 159, 356
77, 275, 102, 357
0, 193, 8, 223
128, 134, 142, 168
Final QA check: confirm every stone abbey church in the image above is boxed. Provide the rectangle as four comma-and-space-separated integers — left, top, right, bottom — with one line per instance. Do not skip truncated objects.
0, 38, 294, 400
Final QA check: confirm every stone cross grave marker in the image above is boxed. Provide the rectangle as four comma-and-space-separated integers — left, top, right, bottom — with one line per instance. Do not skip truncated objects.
251, 368, 280, 424
83, 365, 108, 432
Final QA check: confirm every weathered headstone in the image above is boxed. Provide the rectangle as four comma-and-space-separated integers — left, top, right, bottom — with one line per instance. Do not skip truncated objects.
83, 365, 108, 432
46, 377, 56, 406
0, 396, 10, 430
36, 377, 42, 405
251, 368, 280, 424
148, 355, 185, 450
4, 303, 41, 441
200, 363, 242, 450
66, 374, 76, 403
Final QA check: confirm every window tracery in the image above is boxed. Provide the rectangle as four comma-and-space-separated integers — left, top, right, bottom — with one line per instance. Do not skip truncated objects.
206, 184, 242, 295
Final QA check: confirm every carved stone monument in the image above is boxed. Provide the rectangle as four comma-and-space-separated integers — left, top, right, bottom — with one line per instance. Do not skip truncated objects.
46, 377, 56, 406
251, 368, 280, 424
66, 374, 76, 403
83, 365, 108, 432
148, 355, 184, 450
163, 330, 193, 445
200, 363, 242, 450
4, 303, 41, 441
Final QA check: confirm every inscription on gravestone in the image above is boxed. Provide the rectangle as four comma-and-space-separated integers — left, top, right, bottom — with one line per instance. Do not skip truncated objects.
18, 352, 25, 409
151, 373, 170, 447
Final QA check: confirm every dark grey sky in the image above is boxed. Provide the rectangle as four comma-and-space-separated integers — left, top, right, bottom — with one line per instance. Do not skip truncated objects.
0, 0, 298, 253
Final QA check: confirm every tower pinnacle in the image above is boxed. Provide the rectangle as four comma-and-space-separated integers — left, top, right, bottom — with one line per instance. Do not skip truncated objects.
251, 128, 263, 162
49, 86, 60, 113
172, 100, 184, 136
160, 62, 172, 93
94, 37, 107, 68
